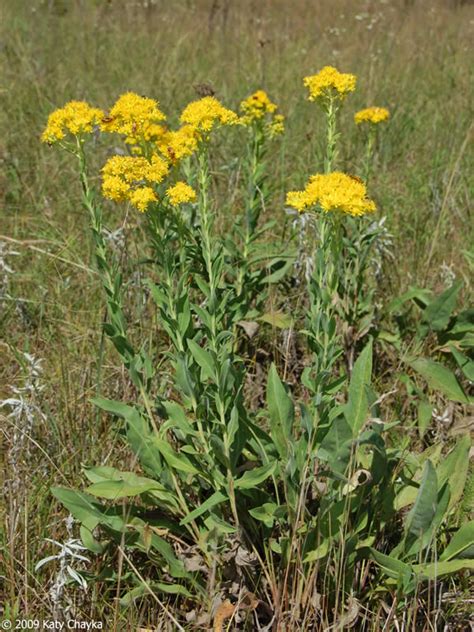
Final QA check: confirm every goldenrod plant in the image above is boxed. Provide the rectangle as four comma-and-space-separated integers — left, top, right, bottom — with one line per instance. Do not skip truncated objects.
37, 68, 473, 630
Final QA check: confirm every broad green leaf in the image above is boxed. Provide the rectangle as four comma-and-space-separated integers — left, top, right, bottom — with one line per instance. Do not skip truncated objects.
388, 286, 432, 313
187, 339, 215, 381
266, 363, 294, 459
153, 437, 200, 476
450, 346, 474, 382
405, 460, 437, 539
162, 401, 195, 437
422, 280, 462, 331
180, 490, 227, 526
79, 525, 103, 554
317, 415, 353, 475
91, 398, 162, 476
249, 503, 279, 528
234, 460, 277, 490
91, 396, 137, 420
344, 339, 373, 437
413, 558, 474, 580
304, 538, 330, 563
417, 400, 433, 438
437, 434, 471, 512
86, 474, 175, 506
51, 487, 124, 532
440, 521, 474, 561
367, 547, 413, 580
409, 358, 470, 404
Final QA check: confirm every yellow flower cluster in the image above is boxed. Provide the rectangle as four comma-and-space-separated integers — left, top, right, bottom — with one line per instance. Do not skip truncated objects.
239, 90, 285, 137
268, 114, 285, 138
286, 172, 376, 217
101, 154, 169, 212
157, 125, 199, 163
354, 107, 390, 125
240, 90, 277, 122
180, 96, 238, 133
166, 181, 197, 206
303, 66, 356, 103
41, 101, 104, 143
101, 92, 167, 145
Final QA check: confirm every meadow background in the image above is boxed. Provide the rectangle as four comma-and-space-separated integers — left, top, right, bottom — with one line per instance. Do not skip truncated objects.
1, 0, 473, 629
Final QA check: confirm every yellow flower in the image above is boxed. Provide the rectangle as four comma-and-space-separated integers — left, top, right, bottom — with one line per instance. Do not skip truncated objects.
101, 92, 166, 145
354, 106, 390, 125
101, 153, 168, 211
240, 90, 277, 123
180, 96, 238, 133
41, 101, 104, 143
157, 125, 199, 163
239, 90, 285, 138
129, 187, 158, 212
286, 172, 376, 217
166, 181, 197, 206
268, 113, 285, 138
303, 66, 356, 103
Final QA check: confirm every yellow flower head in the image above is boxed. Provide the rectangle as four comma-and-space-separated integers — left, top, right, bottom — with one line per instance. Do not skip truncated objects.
41, 101, 104, 143
101, 92, 166, 145
101, 153, 168, 212
166, 181, 197, 206
286, 172, 376, 217
129, 187, 158, 212
268, 113, 285, 138
157, 125, 199, 163
179, 96, 238, 134
240, 90, 277, 123
239, 89, 285, 138
354, 106, 390, 125
303, 66, 356, 103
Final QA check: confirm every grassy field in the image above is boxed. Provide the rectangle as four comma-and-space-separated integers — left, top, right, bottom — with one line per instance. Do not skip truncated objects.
1, 0, 473, 630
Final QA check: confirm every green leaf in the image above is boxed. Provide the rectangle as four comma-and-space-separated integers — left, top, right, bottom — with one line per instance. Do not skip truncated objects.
417, 400, 433, 438
388, 286, 433, 313
409, 358, 470, 404
367, 547, 413, 580
405, 460, 437, 539
437, 434, 471, 512
180, 491, 227, 526
153, 437, 200, 476
234, 460, 277, 490
344, 339, 373, 437
422, 280, 462, 332
450, 346, 474, 382
51, 487, 123, 532
91, 398, 162, 476
187, 339, 215, 381
249, 503, 279, 528
266, 363, 294, 458
162, 401, 195, 437
413, 558, 474, 580
304, 539, 330, 563
91, 396, 137, 420
84, 469, 175, 506
317, 415, 353, 475
440, 521, 474, 561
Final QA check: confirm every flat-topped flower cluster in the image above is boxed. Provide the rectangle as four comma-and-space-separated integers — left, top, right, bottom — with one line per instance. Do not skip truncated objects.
42, 67, 389, 216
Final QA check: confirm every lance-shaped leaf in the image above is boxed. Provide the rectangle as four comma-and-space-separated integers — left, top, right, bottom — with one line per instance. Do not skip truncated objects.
266, 363, 294, 459
344, 339, 373, 437
234, 460, 278, 490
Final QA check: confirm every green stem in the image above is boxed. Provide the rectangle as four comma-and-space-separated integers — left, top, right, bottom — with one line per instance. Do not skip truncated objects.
363, 128, 376, 185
